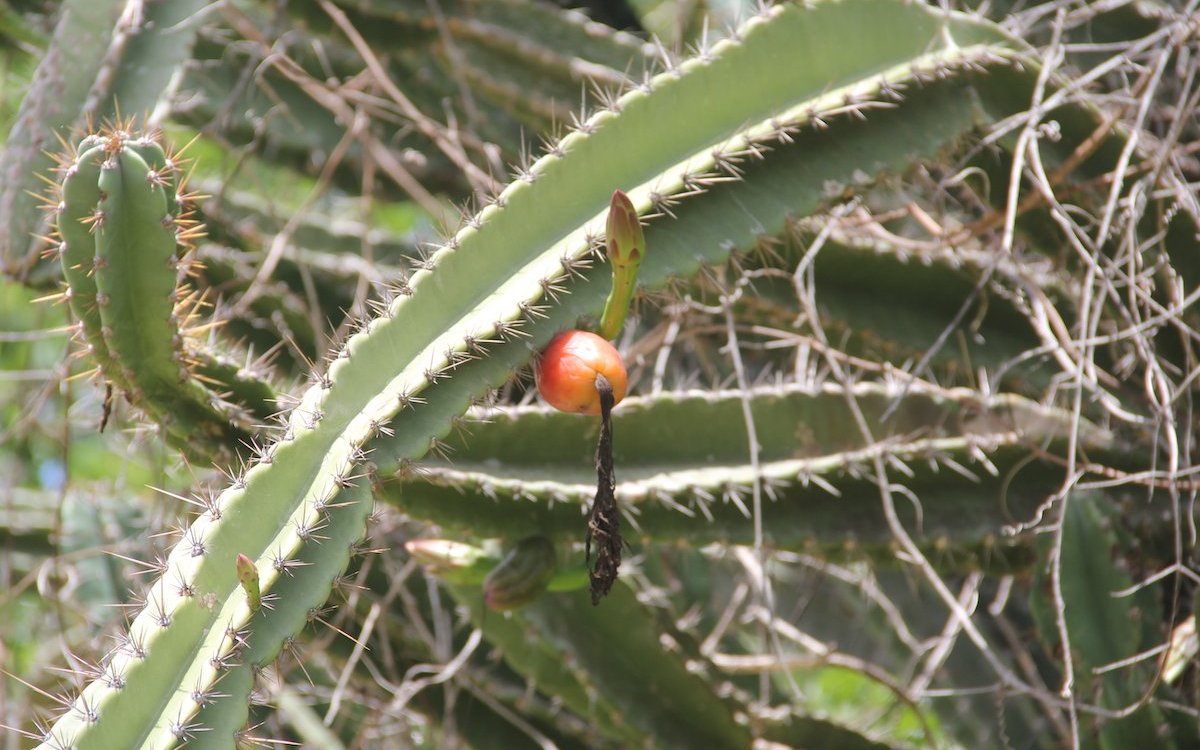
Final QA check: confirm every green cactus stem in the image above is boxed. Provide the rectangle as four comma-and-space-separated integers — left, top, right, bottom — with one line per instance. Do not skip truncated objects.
450, 580, 904, 750
1031, 495, 1173, 749
383, 382, 1115, 573
52, 130, 271, 460
57, 140, 126, 388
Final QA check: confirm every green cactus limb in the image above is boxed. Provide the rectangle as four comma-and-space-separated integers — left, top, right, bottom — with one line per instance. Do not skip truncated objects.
174, 30, 508, 200
59, 139, 269, 449
3, 0, 212, 279
189, 349, 280, 424
360, 24, 1027, 471
458, 585, 635, 741
191, 244, 322, 367
431, 382, 1112, 470
382, 383, 1112, 573
797, 226, 1054, 387
343, 555, 601, 748
39, 4, 1030, 746
445, 582, 723, 748
323, 0, 653, 85
511, 585, 750, 750
451, 580, 905, 750
1031, 493, 1174, 749
90, 138, 256, 456
195, 183, 419, 267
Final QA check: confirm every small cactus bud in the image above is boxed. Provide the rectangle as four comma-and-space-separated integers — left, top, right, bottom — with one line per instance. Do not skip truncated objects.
598, 190, 645, 340
235, 553, 260, 612
483, 536, 558, 611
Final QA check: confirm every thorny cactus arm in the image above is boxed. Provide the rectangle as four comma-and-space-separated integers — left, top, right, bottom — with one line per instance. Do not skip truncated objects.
1031, 496, 1175, 749
1, 0, 122, 275
51, 131, 274, 462
450, 581, 908, 750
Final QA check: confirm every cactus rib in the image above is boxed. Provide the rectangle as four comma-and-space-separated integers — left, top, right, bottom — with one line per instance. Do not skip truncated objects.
383, 384, 1111, 572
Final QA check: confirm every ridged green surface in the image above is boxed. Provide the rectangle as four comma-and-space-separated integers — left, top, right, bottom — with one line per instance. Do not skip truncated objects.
453, 581, 905, 750
75, 136, 256, 457
449, 583, 735, 748
184, 484, 373, 748
384, 383, 1111, 571
99, 0, 210, 123
2, 0, 212, 279
58, 144, 124, 385
177, 0, 651, 199
190, 350, 279, 424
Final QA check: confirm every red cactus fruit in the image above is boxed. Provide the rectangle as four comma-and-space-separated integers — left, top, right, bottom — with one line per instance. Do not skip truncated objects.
535, 330, 628, 415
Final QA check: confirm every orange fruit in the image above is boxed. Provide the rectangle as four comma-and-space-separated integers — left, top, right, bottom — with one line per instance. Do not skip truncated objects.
535, 330, 628, 415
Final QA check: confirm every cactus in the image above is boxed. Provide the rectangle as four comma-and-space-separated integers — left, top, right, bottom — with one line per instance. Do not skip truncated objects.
5, 0, 1197, 747
49, 128, 276, 460
174, 0, 652, 203
1, 0, 208, 278
35, 3, 1033, 744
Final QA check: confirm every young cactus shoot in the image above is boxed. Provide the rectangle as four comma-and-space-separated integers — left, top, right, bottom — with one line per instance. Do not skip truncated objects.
598, 189, 645, 341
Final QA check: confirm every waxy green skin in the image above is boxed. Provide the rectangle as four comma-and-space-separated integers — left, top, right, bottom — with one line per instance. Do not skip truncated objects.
59, 145, 120, 380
